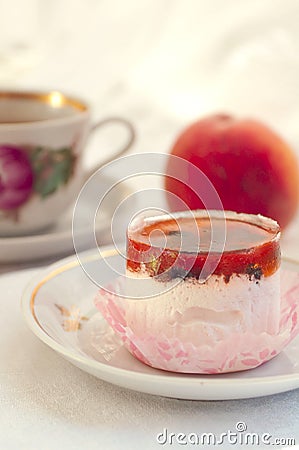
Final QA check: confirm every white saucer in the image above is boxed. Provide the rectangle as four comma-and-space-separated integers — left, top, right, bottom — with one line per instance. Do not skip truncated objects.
0, 176, 131, 264
22, 248, 299, 400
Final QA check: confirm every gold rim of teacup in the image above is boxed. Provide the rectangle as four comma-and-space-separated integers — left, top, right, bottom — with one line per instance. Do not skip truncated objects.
0, 90, 88, 127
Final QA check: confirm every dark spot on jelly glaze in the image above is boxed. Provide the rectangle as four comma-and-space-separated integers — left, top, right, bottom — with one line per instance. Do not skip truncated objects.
246, 264, 263, 281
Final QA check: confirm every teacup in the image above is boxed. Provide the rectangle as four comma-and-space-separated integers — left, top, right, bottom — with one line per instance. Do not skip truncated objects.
0, 90, 135, 236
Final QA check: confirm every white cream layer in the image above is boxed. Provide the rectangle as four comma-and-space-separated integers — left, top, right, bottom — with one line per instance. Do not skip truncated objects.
124, 269, 281, 346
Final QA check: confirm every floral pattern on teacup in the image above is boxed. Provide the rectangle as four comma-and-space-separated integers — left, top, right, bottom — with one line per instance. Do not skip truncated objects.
0, 145, 76, 216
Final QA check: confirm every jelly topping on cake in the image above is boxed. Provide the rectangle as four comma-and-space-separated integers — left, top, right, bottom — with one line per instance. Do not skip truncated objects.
127, 211, 280, 282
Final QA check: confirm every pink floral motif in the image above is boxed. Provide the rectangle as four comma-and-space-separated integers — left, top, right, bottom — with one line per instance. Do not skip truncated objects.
94, 270, 299, 374
0, 145, 33, 210
0, 144, 75, 216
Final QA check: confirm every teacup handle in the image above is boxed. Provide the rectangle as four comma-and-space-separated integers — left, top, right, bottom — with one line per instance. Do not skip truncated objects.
85, 117, 135, 179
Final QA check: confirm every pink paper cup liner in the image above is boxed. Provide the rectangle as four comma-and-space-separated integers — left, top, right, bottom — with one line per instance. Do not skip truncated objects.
94, 270, 299, 374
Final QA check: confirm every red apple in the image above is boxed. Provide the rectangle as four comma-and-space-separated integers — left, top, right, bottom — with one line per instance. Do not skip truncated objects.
165, 114, 299, 229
